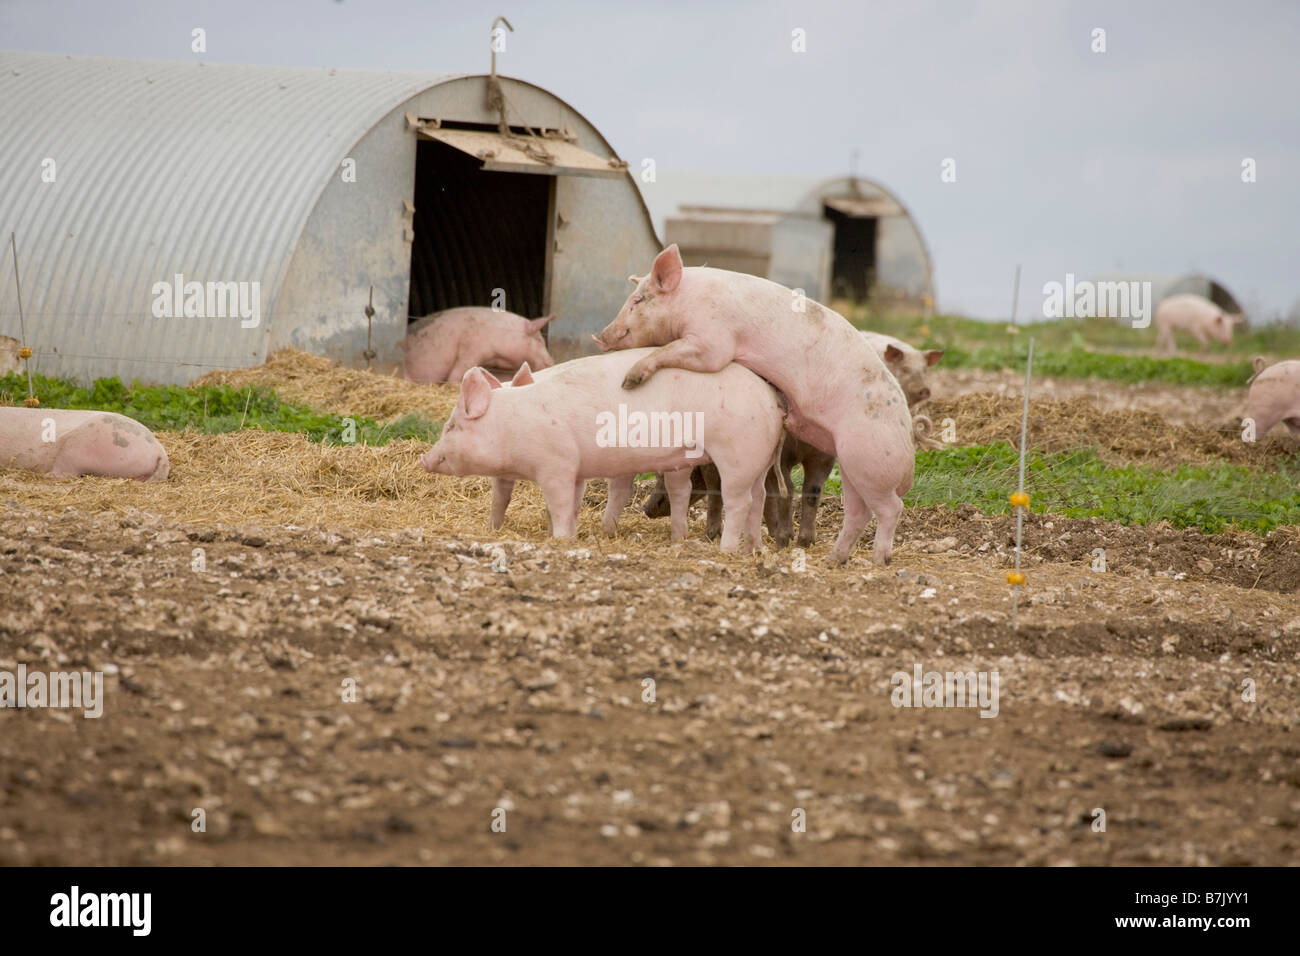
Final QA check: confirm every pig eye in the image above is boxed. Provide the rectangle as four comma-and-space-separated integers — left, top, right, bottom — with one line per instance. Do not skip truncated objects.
632, 295, 646, 306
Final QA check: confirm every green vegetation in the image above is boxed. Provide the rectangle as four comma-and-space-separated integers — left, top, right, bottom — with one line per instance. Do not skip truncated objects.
845, 309, 1299, 387
809, 444, 1300, 534
0, 372, 440, 446
939, 343, 1253, 387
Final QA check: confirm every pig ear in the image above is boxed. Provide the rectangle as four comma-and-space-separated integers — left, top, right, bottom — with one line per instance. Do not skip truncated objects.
884, 344, 905, 364
628, 275, 642, 286
925, 349, 944, 367
459, 368, 495, 420
528, 313, 557, 331
511, 363, 535, 386
651, 245, 683, 293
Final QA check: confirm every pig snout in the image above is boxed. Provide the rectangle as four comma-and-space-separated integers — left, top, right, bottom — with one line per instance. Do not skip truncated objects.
426, 450, 452, 476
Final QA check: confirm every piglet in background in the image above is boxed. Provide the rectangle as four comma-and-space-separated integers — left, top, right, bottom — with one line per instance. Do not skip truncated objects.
1154, 294, 1244, 353
401, 307, 557, 384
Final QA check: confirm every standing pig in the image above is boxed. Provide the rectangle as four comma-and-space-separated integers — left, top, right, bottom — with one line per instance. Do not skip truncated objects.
0, 408, 170, 480
643, 331, 942, 547
402, 307, 557, 384
421, 349, 785, 553
1154, 294, 1243, 353
596, 245, 914, 564
1244, 357, 1300, 439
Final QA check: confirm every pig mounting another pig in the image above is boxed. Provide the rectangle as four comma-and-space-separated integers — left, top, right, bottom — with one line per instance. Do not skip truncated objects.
1154, 294, 1244, 353
596, 245, 915, 564
401, 307, 557, 384
643, 329, 943, 548
0, 408, 170, 481
1245, 357, 1300, 439
420, 349, 785, 553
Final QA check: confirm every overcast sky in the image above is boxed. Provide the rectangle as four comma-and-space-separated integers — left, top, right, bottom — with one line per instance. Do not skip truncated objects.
4, 0, 1297, 320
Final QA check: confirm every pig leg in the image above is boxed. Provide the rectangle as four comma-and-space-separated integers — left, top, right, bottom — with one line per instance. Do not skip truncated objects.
539, 475, 580, 539
490, 478, 515, 530
663, 468, 694, 541
763, 467, 792, 548
745, 471, 766, 552
621, 338, 732, 390
797, 450, 836, 548
573, 479, 587, 526
604, 476, 634, 535
702, 463, 723, 539
829, 475, 871, 564
717, 473, 756, 554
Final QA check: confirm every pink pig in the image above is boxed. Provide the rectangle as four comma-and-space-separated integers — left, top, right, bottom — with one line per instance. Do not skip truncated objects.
594, 245, 914, 564
1154, 294, 1244, 353
1245, 357, 1300, 439
401, 307, 557, 384
421, 349, 785, 553
0, 408, 169, 481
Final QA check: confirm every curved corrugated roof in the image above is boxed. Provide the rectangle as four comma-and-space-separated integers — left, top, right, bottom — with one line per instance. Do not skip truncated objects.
0, 50, 458, 378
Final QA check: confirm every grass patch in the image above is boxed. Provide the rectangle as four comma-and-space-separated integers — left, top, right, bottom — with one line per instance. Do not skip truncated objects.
939, 343, 1254, 387
0, 372, 440, 446
902, 443, 1300, 534
849, 309, 1300, 359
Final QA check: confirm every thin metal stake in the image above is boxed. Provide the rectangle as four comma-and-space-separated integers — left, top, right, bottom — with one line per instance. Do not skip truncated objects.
10, 233, 35, 401
1012, 337, 1034, 629
1009, 263, 1021, 326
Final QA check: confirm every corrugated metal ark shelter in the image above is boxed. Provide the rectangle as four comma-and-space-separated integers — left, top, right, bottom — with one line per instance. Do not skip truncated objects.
666, 207, 833, 301
0, 51, 659, 384
791, 177, 935, 309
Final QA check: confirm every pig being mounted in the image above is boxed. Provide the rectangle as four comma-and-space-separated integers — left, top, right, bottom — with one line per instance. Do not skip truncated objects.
402, 307, 557, 384
594, 245, 914, 564
420, 349, 785, 553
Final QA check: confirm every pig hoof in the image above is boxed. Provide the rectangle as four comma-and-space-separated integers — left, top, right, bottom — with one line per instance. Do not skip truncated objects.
621, 370, 646, 389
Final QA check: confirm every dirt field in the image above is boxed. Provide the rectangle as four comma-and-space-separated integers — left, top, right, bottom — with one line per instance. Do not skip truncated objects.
1, 355, 1298, 866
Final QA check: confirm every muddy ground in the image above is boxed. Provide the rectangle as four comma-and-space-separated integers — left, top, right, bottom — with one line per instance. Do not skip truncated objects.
1, 493, 1298, 866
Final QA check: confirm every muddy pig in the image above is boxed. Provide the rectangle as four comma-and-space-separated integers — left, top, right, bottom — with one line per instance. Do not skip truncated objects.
401, 307, 557, 384
1154, 294, 1244, 353
0, 408, 169, 480
421, 349, 785, 553
1244, 357, 1300, 439
639, 316, 936, 554
860, 331, 944, 407
598, 246, 913, 564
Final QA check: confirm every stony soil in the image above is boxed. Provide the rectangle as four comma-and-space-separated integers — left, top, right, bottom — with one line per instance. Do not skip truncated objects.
2, 496, 1297, 866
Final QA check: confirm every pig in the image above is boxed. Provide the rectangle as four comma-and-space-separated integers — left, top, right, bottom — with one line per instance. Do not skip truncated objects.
0, 408, 170, 481
597, 246, 914, 564
1244, 357, 1300, 439
421, 349, 785, 553
1154, 294, 1244, 353
860, 332, 943, 407
644, 331, 943, 547
401, 307, 557, 384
